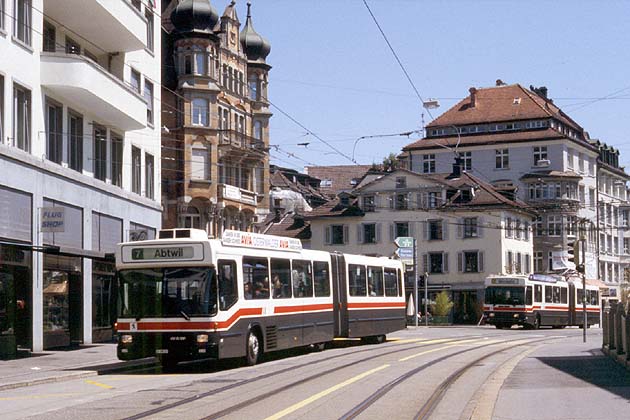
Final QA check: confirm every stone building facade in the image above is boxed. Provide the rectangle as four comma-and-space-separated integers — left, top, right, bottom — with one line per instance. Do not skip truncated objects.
161, 0, 271, 236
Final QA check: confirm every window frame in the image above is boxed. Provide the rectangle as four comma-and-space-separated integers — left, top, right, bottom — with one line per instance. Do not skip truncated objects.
495, 149, 509, 169
218, 259, 238, 310
348, 264, 367, 296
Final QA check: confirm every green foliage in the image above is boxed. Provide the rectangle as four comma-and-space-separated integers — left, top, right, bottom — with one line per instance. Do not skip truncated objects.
431, 291, 454, 317
381, 153, 399, 172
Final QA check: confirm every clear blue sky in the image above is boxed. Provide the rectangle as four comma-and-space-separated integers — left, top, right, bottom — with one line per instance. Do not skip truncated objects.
242, 0, 630, 172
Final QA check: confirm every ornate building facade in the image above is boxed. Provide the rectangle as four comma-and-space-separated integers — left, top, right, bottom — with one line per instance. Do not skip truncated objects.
161, 0, 271, 236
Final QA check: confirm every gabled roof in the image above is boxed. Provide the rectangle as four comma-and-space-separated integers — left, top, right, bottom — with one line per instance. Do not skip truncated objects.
262, 213, 311, 240
426, 84, 582, 131
520, 170, 582, 181
305, 165, 376, 196
302, 198, 364, 219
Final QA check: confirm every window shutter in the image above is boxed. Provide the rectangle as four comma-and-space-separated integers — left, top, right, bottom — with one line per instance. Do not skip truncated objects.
376, 223, 382, 243
505, 251, 510, 273
525, 253, 530, 274
416, 193, 423, 209
389, 195, 394, 209
409, 221, 415, 237
442, 220, 449, 240
325, 226, 331, 245
457, 252, 463, 272
504, 218, 509, 238
478, 217, 484, 238
374, 194, 380, 209
389, 223, 395, 242
422, 220, 428, 241
343, 225, 349, 244
443, 253, 449, 273
479, 251, 484, 272
457, 218, 463, 239
357, 225, 364, 244
422, 253, 428, 273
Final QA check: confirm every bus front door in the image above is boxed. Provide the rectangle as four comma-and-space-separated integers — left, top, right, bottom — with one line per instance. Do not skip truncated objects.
331, 254, 348, 337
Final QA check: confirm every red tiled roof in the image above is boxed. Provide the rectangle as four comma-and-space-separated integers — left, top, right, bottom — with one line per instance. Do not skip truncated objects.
305, 165, 375, 195
303, 198, 364, 219
262, 213, 311, 240
426, 84, 583, 132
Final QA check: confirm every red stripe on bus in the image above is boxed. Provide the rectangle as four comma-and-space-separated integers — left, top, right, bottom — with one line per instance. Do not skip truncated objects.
116, 307, 264, 331
274, 303, 334, 314
348, 302, 406, 309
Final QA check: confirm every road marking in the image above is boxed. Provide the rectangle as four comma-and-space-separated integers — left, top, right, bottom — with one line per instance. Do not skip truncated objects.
84, 379, 114, 389
399, 339, 482, 361
0, 393, 80, 401
264, 364, 390, 420
468, 345, 541, 420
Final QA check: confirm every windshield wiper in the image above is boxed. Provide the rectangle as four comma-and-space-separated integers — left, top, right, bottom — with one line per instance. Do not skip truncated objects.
180, 310, 191, 320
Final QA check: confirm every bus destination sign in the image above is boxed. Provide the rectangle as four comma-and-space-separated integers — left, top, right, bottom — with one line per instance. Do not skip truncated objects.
222, 230, 302, 251
131, 247, 195, 261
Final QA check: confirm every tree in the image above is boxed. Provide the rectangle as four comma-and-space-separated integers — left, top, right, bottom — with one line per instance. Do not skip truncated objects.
431, 291, 454, 317
381, 153, 399, 172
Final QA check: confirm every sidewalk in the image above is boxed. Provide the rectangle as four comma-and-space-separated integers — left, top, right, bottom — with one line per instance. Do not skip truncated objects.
0, 344, 155, 391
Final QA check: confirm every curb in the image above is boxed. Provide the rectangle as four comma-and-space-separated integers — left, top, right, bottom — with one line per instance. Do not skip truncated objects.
0, 358, 156, 392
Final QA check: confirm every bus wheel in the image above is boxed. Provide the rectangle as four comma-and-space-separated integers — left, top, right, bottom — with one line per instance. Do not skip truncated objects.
245, 330, 261, 366
533, 315, 540, 330
310, 342, 326, 352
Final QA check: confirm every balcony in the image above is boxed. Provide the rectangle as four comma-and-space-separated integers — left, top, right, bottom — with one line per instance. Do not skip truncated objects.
218, 184, 257, 206
218, 131, 266, 159
44, 0, 146, 52
41, 53, 147, 131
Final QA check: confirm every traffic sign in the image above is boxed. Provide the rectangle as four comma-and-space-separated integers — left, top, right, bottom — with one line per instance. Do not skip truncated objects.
395, 247, 414, 264
394, 236, 414, 248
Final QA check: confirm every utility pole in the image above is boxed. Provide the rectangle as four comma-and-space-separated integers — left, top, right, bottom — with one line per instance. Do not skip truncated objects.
582, 236, 587, 342
413, 238, 418, 327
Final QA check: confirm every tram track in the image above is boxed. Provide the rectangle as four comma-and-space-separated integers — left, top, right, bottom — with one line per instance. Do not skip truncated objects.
337, 335, 562, 420
120, 334, 486, 420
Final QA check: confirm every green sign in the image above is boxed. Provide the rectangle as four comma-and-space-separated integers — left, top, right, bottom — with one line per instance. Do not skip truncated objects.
394, 237, 414, 248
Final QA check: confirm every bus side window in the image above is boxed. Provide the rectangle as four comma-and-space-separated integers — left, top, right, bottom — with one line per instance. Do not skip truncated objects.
270, 258, 291, 299
577, 289, 584, 304
552, 287, 560, 303
349, 264, 366, 296
243, 257, 269, 300
218, 260, 238, 310
292, 260, 313, 298
313, 261, 331, 297
384, 268, 398, 296
367, 266, 384, 297
398, 269, 403, 297
593, 291, 599, 305
544, 286, 552, 303
526, 286, 532, 305
534, 285, 542, 303
560, 287, 567, 304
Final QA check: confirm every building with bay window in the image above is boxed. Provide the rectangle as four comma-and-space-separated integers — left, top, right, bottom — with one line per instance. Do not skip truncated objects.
0, 0, 161, 356
306, 169, 536, 323
161, 0, 271, 236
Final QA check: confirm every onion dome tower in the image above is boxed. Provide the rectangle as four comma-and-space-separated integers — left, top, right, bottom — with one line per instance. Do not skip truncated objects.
170, 0, 219, 36
240, 2, 271, 64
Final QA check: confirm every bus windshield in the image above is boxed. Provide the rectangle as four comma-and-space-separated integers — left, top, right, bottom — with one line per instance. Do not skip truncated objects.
118, 267, 217, 318
485, 286, 525, 305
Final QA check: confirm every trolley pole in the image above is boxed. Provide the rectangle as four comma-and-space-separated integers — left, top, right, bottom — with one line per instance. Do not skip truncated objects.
413, 238, 418, 327
581, 237, 587, 343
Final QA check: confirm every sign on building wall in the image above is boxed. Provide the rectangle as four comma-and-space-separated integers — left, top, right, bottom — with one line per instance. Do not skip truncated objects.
551, 251, 576, 270
223, 185, 242, 201
41, 207, 65, 233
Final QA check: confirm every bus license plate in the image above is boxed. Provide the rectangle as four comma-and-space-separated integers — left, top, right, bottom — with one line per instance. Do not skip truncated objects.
156, 349, 168, 354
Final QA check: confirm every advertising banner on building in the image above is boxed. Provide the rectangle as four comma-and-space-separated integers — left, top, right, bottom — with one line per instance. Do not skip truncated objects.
551, 251, 576, 270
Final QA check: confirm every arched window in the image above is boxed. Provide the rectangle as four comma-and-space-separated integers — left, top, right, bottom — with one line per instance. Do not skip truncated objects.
180, 206, 201, 229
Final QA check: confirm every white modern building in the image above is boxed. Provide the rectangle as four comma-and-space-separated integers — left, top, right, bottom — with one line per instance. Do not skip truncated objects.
400, 82, 627, 297
0, 0, 161, 355
306, 169, 535, 323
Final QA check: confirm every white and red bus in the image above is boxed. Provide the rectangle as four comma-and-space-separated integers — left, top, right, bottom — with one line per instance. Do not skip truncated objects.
483, 274, 600, 329
114, 229, 406, 367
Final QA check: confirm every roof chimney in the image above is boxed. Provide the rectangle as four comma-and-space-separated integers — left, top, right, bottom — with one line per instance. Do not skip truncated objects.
495, 79, 506, 86
469, 87, 477, 108
446, 156, 463, 179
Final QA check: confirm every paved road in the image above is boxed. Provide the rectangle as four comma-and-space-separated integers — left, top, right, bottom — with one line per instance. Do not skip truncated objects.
0, 327, 626, 420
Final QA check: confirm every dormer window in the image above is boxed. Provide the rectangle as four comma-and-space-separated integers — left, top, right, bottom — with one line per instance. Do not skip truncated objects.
340, 196, 349, 206
395, 176, 407, 188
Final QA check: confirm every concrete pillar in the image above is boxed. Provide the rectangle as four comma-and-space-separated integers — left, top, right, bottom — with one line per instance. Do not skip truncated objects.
31, 194, 44, 352
82, 211, 93, 345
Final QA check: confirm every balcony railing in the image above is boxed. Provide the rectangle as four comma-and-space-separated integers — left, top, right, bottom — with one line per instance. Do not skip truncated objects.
218, 130, 266, 154
44, 0, 147, 52
218, 183, 257, 206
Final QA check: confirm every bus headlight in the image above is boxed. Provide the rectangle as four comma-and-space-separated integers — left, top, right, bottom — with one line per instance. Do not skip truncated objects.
121, 334, 133, 344
513, 314, 519, 318
488, 313, 495, 317
197, 334, 209, 344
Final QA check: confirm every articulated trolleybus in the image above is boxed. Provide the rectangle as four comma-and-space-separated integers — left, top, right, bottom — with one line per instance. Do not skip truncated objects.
483, 274, 600, 329
115, 229, 406, 367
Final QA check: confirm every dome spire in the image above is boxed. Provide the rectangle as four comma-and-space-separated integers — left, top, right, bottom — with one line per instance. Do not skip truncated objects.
170, 0, 219, 36
240, 1, 271, 62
